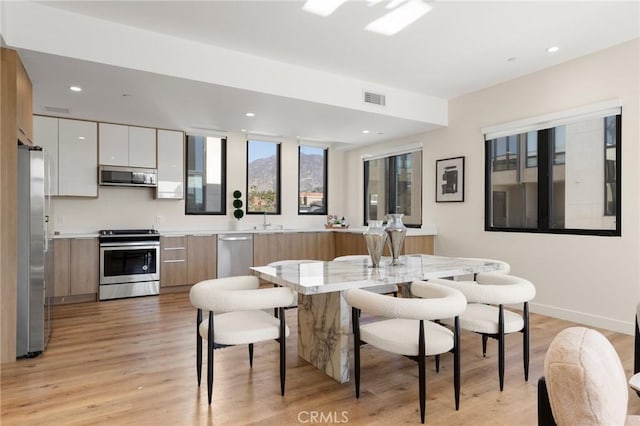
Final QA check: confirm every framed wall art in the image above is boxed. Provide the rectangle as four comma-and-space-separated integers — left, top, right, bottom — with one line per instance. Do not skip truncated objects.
436, 156, 465, 202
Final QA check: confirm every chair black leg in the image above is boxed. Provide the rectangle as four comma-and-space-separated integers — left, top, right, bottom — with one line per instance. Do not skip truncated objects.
498, 305, 505, 391
279, 307, 286, 396
248, 343, 254, 368
196, 309, 202, 387
352, 307, 361, 399
537, 377, 557, 426
454, 316, 461, 410
207, 312, 214, 405
523, 302, 530, 381
418, 320, 426, 424
435, 354, 440, 373
482, 334, 488, 357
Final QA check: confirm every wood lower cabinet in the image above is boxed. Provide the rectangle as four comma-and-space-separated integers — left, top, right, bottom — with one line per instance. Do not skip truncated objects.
52, 238, 99, 303
334, 232, 434, 258
160, 236, 187, 287
253, 232, 335, 266
161, 235, 216, 288
187, 235, 216, 284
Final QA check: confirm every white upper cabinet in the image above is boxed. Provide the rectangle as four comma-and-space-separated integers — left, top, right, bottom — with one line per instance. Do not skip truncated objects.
99, 123, 156, 168
128, 126, 156, 168
33, 116, 59, 196
34, 116, 97, 197
58, 119, 98, 197
156, 129, 184, 199
98, 123, 128, 166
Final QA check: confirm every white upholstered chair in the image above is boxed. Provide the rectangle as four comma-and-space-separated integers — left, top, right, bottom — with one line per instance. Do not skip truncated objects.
345, 281, 467, 424
455, 257, 511, 281
189, 275, 295, 404
266, 259, 316, 313
430, 272, 535, 390
538, 326, 640, 426
333, 255, 398, 296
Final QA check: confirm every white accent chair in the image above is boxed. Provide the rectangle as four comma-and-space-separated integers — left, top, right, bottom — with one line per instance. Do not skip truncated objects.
345, 281, 467, 424
266, 259, 317, 313
189, 275, 294, 405
538, 327, 640, 426
333, 255, 398, 296
430, 272, 535, 390
455, 257, 511, 281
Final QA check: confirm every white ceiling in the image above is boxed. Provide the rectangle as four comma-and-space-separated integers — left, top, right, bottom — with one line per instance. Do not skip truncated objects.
14, 0, 640, 146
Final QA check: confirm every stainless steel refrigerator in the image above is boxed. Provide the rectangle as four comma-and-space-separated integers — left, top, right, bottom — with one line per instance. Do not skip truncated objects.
17, 145, 52, 358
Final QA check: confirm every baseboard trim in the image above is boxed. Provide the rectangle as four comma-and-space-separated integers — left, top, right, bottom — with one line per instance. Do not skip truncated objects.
530, 302, 634, 335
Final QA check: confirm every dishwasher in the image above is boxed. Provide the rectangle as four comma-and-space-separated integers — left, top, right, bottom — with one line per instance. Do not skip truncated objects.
217, 233, 254, 278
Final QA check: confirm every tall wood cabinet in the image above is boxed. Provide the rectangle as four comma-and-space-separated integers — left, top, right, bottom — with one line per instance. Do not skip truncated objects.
1, 48, 33, 362
16, 57, 33, 145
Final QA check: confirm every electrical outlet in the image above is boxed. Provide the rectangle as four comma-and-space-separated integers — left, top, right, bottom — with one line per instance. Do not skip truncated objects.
156, 215, 164, 224
56, 216, 63, 225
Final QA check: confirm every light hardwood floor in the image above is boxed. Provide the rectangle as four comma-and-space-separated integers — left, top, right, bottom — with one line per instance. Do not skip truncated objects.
2, 293, 639, 425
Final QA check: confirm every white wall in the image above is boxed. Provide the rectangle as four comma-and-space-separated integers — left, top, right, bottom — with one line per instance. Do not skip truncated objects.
343, 39, 640, 334
51, 131, 343, 233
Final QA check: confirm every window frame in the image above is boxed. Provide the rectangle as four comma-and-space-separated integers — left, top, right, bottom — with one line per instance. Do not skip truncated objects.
298, 145, 328, 216
363, 150, 422, 228
184, 134, 227, 216
484, 114, 621, 236
245, 139, 282, 215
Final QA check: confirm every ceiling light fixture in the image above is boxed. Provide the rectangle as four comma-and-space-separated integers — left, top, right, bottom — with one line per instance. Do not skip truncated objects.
365, 0, 432, 36
78, 136, 86, 140
245, 112, 255, 117
69, 86, 82, 92
302, 0, 347, 17
547, 46, 560, 53
362, 130, 370, 134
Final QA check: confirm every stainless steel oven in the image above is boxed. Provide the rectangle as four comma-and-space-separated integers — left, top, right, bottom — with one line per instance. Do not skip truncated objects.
99, 229, 160, 300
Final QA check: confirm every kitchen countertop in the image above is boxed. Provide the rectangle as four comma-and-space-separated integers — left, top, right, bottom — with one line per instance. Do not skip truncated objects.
50, 224, 438, 239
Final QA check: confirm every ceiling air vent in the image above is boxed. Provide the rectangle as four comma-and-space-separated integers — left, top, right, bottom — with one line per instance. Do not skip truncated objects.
363, 91, 385, 107
44, 106, 70, 114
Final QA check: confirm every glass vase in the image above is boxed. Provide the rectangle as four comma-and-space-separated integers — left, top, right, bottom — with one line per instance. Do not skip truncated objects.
363, 220, 387, 268
385, 213, 407, 265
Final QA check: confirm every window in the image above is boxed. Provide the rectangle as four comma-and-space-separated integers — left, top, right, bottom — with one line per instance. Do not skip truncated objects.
185, 135, 226, 215
364, 150, 422, 227
485, 112, 621, 236
246, 140, 281, 214
298, 145, 327, 215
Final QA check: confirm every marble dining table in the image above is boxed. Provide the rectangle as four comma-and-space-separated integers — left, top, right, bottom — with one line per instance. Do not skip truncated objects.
249, 254, 503, 383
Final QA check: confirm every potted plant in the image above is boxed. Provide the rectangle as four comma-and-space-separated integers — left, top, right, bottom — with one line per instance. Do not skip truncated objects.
232, 190, 244, 228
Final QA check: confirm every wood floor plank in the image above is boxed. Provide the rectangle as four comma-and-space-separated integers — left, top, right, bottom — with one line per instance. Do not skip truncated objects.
1, 293, 638, 425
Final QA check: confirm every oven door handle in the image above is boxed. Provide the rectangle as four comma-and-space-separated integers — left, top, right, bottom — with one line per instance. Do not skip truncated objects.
100, 242, 160, 248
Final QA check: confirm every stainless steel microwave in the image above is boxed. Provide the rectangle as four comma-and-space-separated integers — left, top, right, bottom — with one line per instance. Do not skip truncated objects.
99, 165, 157, 187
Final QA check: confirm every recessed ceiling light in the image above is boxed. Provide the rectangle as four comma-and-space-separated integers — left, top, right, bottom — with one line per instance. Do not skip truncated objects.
365, 0, 432, 36
507, 57, 517, 62
362, 130, 370, 134
241, 128, 246, 132
245, 112, 255, 117
69, 86, 82, 92
78, 136, 86, 140
122, 93, 132, 97
302, 0, 347, 17
547, 46, 560, 53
